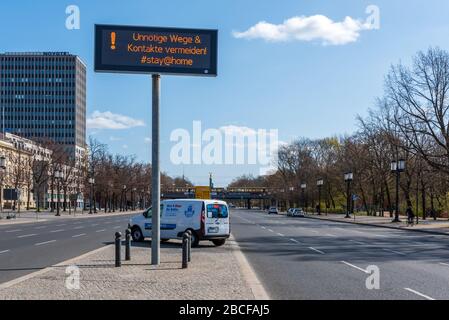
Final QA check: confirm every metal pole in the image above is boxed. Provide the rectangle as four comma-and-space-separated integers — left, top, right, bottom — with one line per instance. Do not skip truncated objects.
151, 74, 161, 266
125, 228, 131, 261
393, 171, 400, 222
56, 180, 60, 216
115, 232, 122, 267
89, 182, 93, 214
317, 186, 321, 215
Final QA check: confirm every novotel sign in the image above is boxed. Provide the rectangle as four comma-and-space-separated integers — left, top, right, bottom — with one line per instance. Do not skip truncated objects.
94, 24, 218, 76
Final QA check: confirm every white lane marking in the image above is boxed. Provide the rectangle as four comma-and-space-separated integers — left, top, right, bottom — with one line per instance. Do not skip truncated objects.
383, 248, 406, 256
5, 229, 22, 233
277, 233, 285, 237
18, 234, 37, 238
404, 288, 435, 300
0, 250, 10, 254
35, 240, 56, 246
289, 238, 300, 244
96, 229, 106, 233
261, 226, 266, 229
372, 234, 388, 237
309, 247, 325, 255
349, 240, 366, 245
439, 262, 449, 267
72, 234, 86, 238
341, 261, 369, 274
268, 229, 274, 233
50, 229, 65, 233
325, 233, 337, 237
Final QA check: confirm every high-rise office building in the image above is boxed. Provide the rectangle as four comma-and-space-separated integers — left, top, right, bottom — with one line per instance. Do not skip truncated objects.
0, 52, 86, 159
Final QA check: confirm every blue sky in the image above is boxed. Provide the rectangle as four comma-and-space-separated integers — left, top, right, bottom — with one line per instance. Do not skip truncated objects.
1, 0, 449, 186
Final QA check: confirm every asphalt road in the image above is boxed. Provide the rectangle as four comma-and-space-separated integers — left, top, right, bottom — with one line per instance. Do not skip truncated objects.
0, 212, 136, 284
231, 209, 449, 300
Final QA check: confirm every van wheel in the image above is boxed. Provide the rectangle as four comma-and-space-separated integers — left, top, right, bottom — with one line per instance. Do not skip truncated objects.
212, 239, 226, 247
131, 227, 144, 242
188, 231, 200, 248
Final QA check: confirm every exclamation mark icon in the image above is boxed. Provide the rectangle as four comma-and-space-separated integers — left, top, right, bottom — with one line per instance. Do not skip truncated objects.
111, 32, 116, 50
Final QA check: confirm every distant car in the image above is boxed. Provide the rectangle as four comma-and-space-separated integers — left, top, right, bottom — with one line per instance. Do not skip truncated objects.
292, 208, 305, 217
229, 204, 236, 209
268, 207, 279, 214
287, 208, 298, 217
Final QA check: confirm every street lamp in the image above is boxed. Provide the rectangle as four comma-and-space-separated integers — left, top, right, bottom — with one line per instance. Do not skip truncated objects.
122, 185, 127, 211
132, 187, 137, 211
0, 156, 6, 217
300, 183, 307, 210
55, 170, 64, 216
88, 177, 95, 214
391, 159, 405, 223
316, 179, 324, 215
344, 172, 353, 219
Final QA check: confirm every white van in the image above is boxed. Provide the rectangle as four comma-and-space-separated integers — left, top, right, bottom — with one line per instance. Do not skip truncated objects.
129, 199, 230, 247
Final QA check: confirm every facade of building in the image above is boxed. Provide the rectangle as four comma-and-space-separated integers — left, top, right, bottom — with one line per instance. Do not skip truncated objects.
0, 52, 87, 160
0, 133, 37, 210
0, 128, 85, 212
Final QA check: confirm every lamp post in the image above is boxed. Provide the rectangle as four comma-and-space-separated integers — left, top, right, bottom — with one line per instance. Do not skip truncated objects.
122, 185, 127, 211
55, 170, 63, 216
316, 179, 324, 215
344, 172, 353, 219
300, 183, 307, 211
88, 177, 95, 214
289, 186, 294, 208
132, 187, 137, 211
0, 156, 6, 218
391, 159, 405, 223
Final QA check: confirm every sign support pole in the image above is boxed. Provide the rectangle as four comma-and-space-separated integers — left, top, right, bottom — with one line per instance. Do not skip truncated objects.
151, 74, 161, 265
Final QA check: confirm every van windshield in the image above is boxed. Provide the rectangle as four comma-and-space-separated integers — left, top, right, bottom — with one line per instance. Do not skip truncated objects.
206, 204, 229, 218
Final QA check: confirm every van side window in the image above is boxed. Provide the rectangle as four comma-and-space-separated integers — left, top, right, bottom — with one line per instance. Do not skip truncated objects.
143, 205, 164, 219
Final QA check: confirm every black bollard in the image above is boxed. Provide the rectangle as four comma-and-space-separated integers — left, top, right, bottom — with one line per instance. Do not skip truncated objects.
182, 233, 189, 269
125, 228, 131, 261
115, 232, 122, 267
186, 230, 192, 262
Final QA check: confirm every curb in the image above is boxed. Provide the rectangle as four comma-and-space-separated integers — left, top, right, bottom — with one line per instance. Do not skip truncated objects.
0, 211, 139, 226
305, 215, 449, 237
0, 245, 113, 290
229, 234, 270, 300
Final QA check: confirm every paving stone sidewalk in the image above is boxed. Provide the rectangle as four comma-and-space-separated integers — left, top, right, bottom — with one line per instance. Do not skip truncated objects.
0, 239, 256, 300
306, 212, 449, 235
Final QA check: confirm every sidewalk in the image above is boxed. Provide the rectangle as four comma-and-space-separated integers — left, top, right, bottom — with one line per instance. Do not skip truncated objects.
0, 209, 141, 226
0, 237, 267, 300
306, 212, 449, 236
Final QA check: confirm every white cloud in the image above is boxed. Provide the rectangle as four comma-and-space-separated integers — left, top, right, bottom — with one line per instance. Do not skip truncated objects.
233, 15, 373, 45
87, 111, 145, 130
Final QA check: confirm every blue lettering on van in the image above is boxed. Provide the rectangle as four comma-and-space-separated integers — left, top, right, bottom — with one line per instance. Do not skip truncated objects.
184, 205, 195, 218
144, 223, 176, 230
